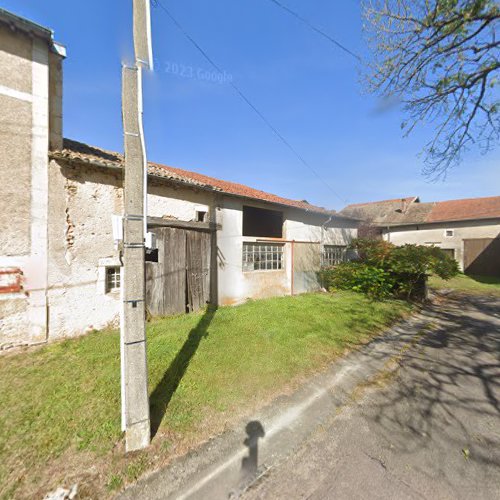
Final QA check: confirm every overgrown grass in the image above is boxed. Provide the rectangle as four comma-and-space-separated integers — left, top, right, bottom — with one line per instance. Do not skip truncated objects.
429, 273, 500, 296
0, 292, 411, 498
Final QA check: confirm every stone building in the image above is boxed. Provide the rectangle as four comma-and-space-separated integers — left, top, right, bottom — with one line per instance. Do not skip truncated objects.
0, 8, 65, 346
0, 9, 357, 347
341, 196, 500, 276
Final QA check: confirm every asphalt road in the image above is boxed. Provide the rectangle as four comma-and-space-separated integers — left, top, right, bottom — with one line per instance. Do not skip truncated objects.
241, 294, 500, 500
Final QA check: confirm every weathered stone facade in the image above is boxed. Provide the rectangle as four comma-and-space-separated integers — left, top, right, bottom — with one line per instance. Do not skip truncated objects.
44, 157, 357, 339
0, 9, 358, 345
0, 11, 65, 347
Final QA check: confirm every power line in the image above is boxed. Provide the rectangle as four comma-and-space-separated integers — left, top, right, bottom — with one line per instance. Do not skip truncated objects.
267, 0, 361, 62
151, 1, 348, 206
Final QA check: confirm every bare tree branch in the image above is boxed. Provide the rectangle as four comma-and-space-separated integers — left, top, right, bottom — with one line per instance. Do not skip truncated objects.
363, 0, 500, 178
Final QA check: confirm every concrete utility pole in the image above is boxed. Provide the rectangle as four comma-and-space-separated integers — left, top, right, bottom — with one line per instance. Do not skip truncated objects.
120, 0, 154, 452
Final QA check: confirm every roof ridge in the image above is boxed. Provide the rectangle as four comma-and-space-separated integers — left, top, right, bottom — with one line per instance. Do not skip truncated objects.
151, 162, 304, 204
433, 195, 500, 204
55, 138, 346, 218
344, 196, 417, 208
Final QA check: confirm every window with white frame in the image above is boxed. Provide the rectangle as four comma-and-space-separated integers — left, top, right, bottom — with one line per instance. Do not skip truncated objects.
322, 245, 347, 266
243, 242, 284, 271
106, 266, 121, 293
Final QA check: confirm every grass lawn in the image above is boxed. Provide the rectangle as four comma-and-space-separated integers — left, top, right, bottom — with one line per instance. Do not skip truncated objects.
0, 292, 411, 499
429, 273, 500, 296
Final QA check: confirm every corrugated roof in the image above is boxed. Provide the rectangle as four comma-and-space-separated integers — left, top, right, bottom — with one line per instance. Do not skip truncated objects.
50, 139, 353, 219
340, 195, 500, 226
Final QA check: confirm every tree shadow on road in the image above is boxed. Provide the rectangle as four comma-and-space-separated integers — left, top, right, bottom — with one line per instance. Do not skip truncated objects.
358, 294, 500, 486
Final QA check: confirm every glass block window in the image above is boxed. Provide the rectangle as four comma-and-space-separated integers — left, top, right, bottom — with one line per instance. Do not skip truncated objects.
322, 245, 347, 266
106, 266, 121, 293
243, 242, 284, 271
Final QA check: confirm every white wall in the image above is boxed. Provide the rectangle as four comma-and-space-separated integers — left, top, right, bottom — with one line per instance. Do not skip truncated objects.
42, 162, 356, 339
148, 179, 209, 220
383, 219, 500, 270
217, 197, 357, 305
0, 33, 51, 347
46, 163, 214, 339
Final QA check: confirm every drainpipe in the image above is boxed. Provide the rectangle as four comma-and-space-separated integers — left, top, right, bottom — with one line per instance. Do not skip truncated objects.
321, 214, 333, 266
291, 240, 295, 296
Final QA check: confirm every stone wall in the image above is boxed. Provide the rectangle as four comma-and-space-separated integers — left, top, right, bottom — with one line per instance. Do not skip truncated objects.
45, 161, 357, 338
46, 160, 214, 339
0, 24, 33, 256
0, 25, 60, 347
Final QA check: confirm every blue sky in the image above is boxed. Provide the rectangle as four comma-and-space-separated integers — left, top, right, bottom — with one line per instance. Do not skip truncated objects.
4, 0, 499, 210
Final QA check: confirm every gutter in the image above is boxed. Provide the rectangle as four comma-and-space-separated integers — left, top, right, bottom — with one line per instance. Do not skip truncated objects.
0, 8, 66, 56
375, 216, 500, 229
320, 214, 333, 264
0, 8, 53, 39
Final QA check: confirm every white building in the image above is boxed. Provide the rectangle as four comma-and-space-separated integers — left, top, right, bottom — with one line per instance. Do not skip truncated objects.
341, 196, 500, 276
0, 9, 357, 347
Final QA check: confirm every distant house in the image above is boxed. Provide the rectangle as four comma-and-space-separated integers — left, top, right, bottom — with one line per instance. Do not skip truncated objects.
341, 196, 500, 277
0, 9, 357, 347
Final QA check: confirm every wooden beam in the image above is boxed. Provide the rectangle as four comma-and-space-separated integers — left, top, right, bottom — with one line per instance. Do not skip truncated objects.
147, 216, 220, 232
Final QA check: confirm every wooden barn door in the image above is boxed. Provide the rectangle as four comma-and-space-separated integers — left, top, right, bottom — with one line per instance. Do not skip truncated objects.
463, 238, 500, 277
146, 227, 211, 316
186, 230, 211, 312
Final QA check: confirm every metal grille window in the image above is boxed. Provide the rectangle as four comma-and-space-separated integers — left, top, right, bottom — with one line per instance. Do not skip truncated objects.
322, 245, 347, 266
243, 242, 284, 271
106, 266, 121, 292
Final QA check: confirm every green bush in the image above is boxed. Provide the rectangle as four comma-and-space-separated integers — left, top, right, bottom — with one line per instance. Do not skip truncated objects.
320, 239, 459, 300
319, 262, 394, 300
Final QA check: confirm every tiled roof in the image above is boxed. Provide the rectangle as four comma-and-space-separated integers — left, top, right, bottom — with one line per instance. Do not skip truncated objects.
340, 195, 500, 226
50, 139, 351, 219
345, 197, 419, 208
426, 196, 500, 223
340, 197, 428, 225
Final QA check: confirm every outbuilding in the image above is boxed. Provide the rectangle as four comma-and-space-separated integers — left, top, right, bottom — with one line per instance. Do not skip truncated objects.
0, 8, 357, 346
341, 196, 500, 277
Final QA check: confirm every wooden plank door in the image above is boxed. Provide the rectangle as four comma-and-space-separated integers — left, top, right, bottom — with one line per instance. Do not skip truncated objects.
146, 227, 187, 316
186, 230, 211, 312
464, 237, 500, 277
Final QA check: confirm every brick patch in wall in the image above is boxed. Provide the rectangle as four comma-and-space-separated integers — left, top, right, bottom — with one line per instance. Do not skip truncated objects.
0, 268, 23, 294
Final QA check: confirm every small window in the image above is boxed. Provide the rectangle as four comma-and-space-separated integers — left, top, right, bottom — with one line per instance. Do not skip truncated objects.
445, 229, 454, 237
243, 242, 284, 271
106, 267, 121, 293
441, 248, 455, 260
196, 210, 207, 222
322, 245, 347, 266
